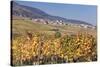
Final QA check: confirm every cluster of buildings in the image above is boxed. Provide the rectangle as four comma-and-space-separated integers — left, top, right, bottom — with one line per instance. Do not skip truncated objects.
32, 18, 96, 29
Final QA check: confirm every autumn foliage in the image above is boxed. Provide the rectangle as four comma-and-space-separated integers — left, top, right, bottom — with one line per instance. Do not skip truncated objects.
11, 32, 97, 66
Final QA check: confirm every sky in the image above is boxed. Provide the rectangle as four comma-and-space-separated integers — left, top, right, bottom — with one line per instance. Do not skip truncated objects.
16, 1, 97, 26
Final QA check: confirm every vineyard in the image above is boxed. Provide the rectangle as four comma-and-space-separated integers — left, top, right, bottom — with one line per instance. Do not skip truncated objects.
11, 31, 97, 66
11, 1, 97, 66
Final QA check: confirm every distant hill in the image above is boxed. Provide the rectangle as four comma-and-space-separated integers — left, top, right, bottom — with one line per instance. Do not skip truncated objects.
11, 1, 93, 26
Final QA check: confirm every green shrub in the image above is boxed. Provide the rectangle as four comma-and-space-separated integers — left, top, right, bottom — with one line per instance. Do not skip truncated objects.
55, 31, 61, 38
